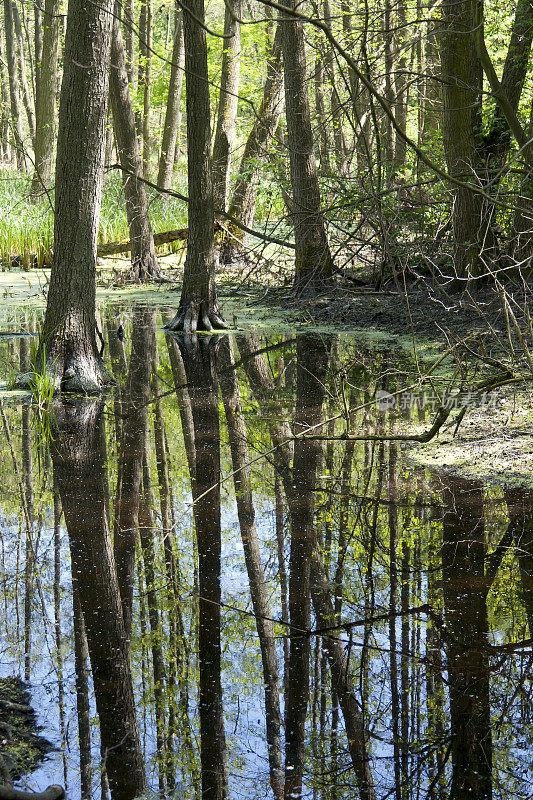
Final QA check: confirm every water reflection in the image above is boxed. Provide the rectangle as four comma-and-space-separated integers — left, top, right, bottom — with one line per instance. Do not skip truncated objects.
0, 307, 531, 800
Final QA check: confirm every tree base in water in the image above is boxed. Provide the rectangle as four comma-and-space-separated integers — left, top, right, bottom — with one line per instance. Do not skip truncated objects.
165, 299, 227, 334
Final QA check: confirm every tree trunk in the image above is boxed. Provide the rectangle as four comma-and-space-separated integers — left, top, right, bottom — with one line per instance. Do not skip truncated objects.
165, 0, 226, 333
30, 0, 61, 196
51, 400, 146, 800
12, 3, 36, 148
440, 0, 484, 280
72, 585, 92, 800
3, 0, 26, 169
212, 0, 241, 211
19, 0, 115, 393
157, 5, 184, 195
280, 0, 333, 292
109, 3, 160, 282
225, 23, 284, 249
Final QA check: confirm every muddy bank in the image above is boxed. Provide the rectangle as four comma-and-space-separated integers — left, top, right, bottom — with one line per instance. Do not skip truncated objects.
0, 679, 54, 784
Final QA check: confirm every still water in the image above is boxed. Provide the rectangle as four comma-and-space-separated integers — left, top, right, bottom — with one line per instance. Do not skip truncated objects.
0, 304, 531, 800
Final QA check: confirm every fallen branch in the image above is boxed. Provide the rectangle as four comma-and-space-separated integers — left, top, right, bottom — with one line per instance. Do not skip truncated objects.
0, 786, 64, 800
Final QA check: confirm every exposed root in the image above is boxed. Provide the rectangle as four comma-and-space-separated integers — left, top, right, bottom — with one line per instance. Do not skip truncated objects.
164, 299, 228, 334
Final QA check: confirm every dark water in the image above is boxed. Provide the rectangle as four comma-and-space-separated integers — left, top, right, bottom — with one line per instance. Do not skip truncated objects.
0, 304, 531, 800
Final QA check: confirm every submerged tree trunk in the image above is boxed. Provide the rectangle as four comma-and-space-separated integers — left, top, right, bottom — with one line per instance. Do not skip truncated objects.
17, 0, 115, 393
281, 0, 333, 292
165, 0, 226, 333
157, 6, 184, 194
109, 3, 160, 282
51, 400, 146, 800
30, 0, 61, 196
212, 0, 241, 211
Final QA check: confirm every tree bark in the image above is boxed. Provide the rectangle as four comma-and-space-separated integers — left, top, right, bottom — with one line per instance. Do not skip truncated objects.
109, 2, 160, 282
3, 0, 26, 169
20, 0, 115, 393
283, 334, 330, 800
280, 0, 333, 292
440, 0, 484, 279
164, 0, 226, 333
212, 0, 241, 211
30, 0, 61, 196
157, 6, 184, 195
12, 3, 36, 148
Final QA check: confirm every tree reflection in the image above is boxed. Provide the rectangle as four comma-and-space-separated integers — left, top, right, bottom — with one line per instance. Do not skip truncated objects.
50, 399, 145, 800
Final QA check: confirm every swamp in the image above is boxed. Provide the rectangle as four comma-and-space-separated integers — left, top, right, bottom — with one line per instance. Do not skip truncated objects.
1, 0, 533, 796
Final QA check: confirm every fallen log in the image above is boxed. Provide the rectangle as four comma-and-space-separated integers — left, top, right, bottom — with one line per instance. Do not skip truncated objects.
0, 786, 64, 800
97, 226, 190, 257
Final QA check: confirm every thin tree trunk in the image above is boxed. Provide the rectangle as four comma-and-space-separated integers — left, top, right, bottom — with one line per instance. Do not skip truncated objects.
114, 306, 156, 642
280, 0, 333, 291
3, 0, 26, 169
109, 2, 160, 282
30, 0, 60, 196
157, 6, 184, 194
212, 0, 241, 211
225, 23, 284, 248
12, 3, 35, 147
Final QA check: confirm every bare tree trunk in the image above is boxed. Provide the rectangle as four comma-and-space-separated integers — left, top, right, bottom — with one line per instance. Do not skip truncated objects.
157, 6, 184, 195
225, 24, 283, 249
283, 334, 330, 800
439, 476, 492, 800
30, 0, 60, 196
109, 2, 160, 282
212, 0, 241, 211
3, 0, 26, 169
19, 0, 114, 392
165, 0, 226, 333
281, 0, 333, 292
12, 3, 35, 147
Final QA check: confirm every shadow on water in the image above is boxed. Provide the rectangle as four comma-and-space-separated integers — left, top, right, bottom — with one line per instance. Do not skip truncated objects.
0, 303, 531, 800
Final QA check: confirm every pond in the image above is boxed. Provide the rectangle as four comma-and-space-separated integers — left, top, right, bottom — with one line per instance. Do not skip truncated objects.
0, 303, 531, 800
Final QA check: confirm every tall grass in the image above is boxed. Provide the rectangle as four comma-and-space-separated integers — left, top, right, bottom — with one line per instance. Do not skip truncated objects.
0, 166, 190, 268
